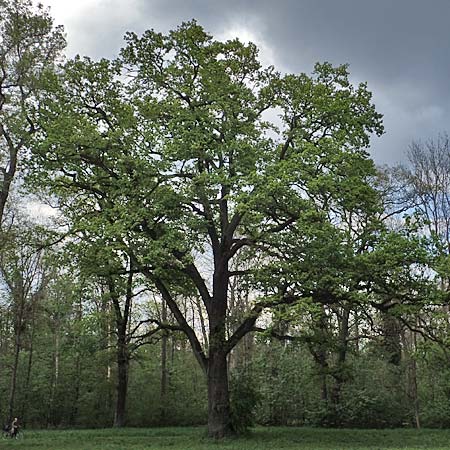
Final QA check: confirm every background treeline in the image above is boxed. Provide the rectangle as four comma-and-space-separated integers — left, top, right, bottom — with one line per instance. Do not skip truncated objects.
2, 0, 450, 436
1, 280, 450, 430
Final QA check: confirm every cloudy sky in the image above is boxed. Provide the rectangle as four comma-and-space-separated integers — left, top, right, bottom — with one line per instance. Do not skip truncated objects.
42, 0, 450, 166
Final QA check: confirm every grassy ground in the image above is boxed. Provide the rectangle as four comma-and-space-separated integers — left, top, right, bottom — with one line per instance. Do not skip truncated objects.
1, 426, 450, 450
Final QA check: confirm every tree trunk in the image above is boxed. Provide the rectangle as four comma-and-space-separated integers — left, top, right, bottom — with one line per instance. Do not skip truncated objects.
410, 355, 421, 429
47, 322, 60, 427
70, 296, 83, 425
309, 307, 329, 406
70, 350, 81, 425
403, 329, 421, 428
207, 260, 234, 439
113, 339, 129, 427
207, 350, 233, 439
159, 299, 169, 425
0, 306, 7, 399
331, 307, 350, 407
381, 312, 402, 365
0, 146, 18, 229
21, 303, 36, 425
194, 296, 208, 349
8, 291, 25, 422
8, 329, 21, 422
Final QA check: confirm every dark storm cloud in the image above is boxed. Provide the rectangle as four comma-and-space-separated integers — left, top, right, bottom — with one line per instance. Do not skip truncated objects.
234, 0, 450, 165
53, 0, 450, 165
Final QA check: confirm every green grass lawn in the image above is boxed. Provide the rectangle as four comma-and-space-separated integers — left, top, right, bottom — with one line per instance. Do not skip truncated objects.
1, 426, 450, 450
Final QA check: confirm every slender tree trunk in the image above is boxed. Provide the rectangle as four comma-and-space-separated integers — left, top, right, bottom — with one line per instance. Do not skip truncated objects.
8, 329, 21, 421
106, 310, 113, 415
194, 297, 208, 349
0, 306, 6, 401
21, 303, 36, 425
70, 296, 83, 425
8, 291, 25, 422
320, 373, 328, 403
71, 350, 81, 425
159, 299, 169, 425
410, 355, 420, 429
47, 323, 60, 427
106, 303, 112, 384
401, 329, 421, 428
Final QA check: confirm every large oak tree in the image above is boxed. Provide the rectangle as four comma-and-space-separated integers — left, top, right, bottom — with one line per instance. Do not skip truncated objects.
31, 22, 383, 438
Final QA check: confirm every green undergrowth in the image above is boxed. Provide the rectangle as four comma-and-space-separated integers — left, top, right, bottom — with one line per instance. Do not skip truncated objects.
1, 426, 450, 449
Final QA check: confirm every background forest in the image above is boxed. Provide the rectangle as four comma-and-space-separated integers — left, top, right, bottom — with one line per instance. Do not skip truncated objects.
1, 0, 450, 439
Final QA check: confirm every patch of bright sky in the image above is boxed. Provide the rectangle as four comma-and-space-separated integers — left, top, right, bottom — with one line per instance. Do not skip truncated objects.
43, 0, 143, 58
218, 25, 278, 70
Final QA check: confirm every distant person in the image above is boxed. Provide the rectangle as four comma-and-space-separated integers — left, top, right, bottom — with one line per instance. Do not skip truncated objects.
10, 417, 19, 438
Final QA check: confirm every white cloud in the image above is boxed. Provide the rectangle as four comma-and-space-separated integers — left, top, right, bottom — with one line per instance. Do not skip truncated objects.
43, 0, 143, 58
218, 26, 276, 68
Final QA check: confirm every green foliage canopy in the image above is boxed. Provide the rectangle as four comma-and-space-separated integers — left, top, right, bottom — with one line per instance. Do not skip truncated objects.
31, 21, 384, 305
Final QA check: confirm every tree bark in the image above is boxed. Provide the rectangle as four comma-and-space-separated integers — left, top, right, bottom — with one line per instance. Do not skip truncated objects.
47, 320, 60, 427
402, 329, 421, 428
207, 350, 233, 439
70, 350, 81, 425
114, 338, 129, 427
107, 272, 133, 428
8, 289, 25, 422
21, 300, 36, 425
70, 296, 83, 425
159, 299, 169, 425
381, 312, 402, 365
331, 307, 350, 407
8, 328, 21, 422
207, 260, 234, 439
